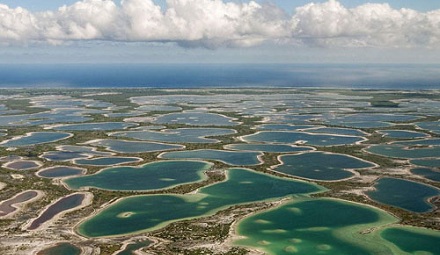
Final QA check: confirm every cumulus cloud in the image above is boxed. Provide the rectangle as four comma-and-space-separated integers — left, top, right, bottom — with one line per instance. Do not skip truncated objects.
0, 0, 439, 48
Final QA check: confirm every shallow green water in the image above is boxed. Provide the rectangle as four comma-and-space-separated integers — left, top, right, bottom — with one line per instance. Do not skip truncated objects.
37, 243, 81, 255
77, 168, 323, 237
160, 149, 262, 166
65, 160, 212, 191
380, 227, 440, 255
366, 177, 440, 212
235, 198, 397, 255
273, 152, 374, 181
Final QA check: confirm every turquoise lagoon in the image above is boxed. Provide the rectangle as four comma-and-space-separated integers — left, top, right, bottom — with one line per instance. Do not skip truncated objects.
111, 128, 236, 143
224, 144, 314, 153
159, 149, 263, 166
366, 177, 440, 212
235, 198, 398, 255
242, 131, 365, 146
73, 157, 142, 166
51, 122, 138, 131
0, 132, 72, 147
273, 152, 375, 181
65, 160, 212, 191
84, 139, 184, 153
77, 168, 323, 237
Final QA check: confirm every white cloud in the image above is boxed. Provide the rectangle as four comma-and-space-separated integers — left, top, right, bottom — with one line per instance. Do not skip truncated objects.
0, 0, 439, 48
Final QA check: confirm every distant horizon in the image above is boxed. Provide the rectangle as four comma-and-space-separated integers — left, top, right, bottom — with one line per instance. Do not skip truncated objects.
1, 63, 439, 89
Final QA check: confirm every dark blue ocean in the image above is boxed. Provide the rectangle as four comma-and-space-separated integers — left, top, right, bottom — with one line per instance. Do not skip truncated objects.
0, 64, 439, 89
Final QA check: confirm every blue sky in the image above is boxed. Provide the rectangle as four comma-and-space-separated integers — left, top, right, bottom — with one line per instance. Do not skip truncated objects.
1, 0, 440, 64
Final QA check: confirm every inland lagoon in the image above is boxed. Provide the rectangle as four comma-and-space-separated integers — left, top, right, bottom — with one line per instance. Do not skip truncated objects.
76, 168, 323, 237
28, 193, 88, 230
83, 139, 184, 153
224, 143, 314, 153
159, 149, 263, 166
272, 152, 375, 181
416, 121, 440, 134
0, 132, 72, 147
40, 151, 90, 162
0, 190, 40, 217
3, 160, 42, 171
37, 166, 86, 178
255, 124, 318, 131
411, 158, 440, 167
410, 168, 440, 182
305, 127, 367, 137
377, 130, 429, 139
111, 128, 236, 143
153, 112, 240, 126
366, 144, 440, 159
115, 239, 152, 255
65, 160, 212, 191
365, 177, 440, 212
36, 243, 81, 255
241, 131, 365, 146
72, 157, 142, 166
235, 198, 398, 255
50, 122, 138, 131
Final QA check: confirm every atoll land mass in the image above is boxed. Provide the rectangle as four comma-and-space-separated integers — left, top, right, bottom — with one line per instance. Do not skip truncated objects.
0, 88, 439, 255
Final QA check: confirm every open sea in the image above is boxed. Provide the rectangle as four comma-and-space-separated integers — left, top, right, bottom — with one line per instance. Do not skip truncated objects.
0, 63, 439, 89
